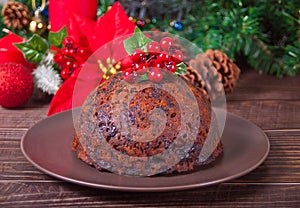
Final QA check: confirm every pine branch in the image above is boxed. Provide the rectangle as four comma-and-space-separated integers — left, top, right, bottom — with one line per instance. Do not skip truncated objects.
247, 35, 283, 76
282, 42, 300, 76
2, 0, 299, 77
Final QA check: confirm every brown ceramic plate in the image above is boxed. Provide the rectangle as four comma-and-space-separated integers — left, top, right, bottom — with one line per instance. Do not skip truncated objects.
21, 108, 269, 192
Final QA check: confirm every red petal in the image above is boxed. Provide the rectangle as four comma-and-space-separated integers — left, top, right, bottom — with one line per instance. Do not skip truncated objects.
67, 2, 136, 52
47, 63, 103, 116
47, 71, 77, 116
0, 33, 35, 70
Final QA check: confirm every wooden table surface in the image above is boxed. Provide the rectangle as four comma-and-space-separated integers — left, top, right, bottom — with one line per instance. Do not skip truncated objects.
1, 69, 300, 207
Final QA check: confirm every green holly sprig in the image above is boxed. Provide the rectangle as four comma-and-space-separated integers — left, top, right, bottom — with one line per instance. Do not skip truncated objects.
121, 27, 186, 83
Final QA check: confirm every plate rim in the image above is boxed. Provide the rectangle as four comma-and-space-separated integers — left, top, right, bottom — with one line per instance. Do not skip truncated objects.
20, 108, 270, 192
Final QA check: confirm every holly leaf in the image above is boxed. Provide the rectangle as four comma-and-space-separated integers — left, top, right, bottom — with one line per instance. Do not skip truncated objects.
175, 62, 187, 75
136, 73, 149, 83
124, 26, 152, 54
14, 34, 49, 63
49, 26, 68, 48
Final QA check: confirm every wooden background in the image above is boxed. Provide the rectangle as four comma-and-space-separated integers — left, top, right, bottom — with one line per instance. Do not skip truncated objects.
1, 69, 300, 207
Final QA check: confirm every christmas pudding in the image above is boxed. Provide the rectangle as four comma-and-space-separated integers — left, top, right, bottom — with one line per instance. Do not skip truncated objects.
72, 28, 223, 176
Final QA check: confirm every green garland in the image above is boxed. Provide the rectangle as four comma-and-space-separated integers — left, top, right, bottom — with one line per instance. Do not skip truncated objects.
1, 0, 299, 77
141, 0, 300, 77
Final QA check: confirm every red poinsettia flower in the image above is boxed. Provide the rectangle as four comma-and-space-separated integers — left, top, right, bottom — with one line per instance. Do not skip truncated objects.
47, 2, 136, 116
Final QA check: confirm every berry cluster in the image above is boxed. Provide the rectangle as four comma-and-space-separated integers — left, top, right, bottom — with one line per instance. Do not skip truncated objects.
121, 37, 184, 83
53, 37, 91, 80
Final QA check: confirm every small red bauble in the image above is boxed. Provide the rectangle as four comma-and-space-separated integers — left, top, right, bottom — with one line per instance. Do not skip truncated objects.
0, 63, 34, 108
136, 19, 146, 28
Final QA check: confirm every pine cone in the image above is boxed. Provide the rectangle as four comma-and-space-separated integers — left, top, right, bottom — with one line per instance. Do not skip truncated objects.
187, 53, 224, 101
186, 50, 240, 100
205, 49, 240, 94
1, 1, 31, 30
180, 65, 209, 101
149, 29, 190, 61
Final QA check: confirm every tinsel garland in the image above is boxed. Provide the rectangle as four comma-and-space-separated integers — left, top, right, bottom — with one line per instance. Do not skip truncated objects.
32, 52, 62, 95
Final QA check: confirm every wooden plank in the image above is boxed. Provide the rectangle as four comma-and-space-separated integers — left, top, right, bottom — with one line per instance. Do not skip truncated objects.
0, 182, 299, 207
0, 109, 48, 129
0, 129, 51, 181
233, 130, 300, 183
228, 70, 300, 101
227, 100, 300, 130
0, 100, 299, 130
0, 99, 48, 128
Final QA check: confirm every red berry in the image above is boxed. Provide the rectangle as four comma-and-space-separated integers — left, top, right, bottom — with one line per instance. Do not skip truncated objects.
172, 50, 184, 63
123, 68, 135, 83
58, 48, 65, 55
124, 68, 132, 76
120, 56, 133, 69
70, 48, 76, 55
62, 37, 74, 48
76, 47, 90, 57
53, 52, 64, 64
72, 61, 80, 69
133, 48, 144, 54
131, 48, 145, 63
148, 68, 163, 82
146, 41, 161, 53
163, 60, 176, 73
157, 53, 171, 61
134, 63, 148, 75
62, 48, 73, 56
64, 60, 73, 69
60, 68, 71, 80
75, 47, 91, 63
149, 59, 163, 69
160, 37, 174, 51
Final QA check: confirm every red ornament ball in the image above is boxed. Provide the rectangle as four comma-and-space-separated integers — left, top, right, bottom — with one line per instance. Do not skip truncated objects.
136, 19, 146, 28
0, 63, 34, 108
